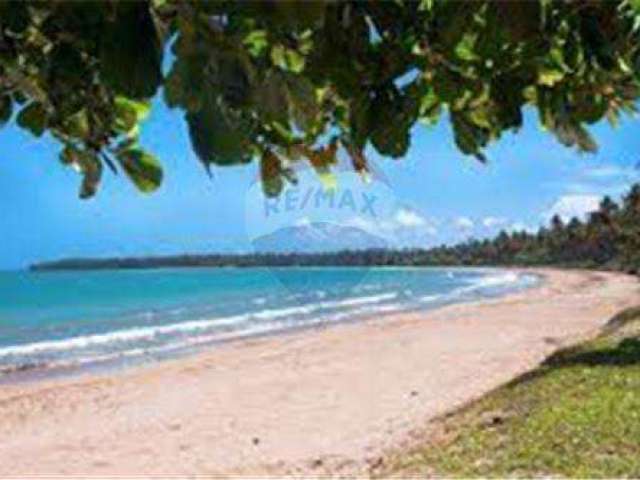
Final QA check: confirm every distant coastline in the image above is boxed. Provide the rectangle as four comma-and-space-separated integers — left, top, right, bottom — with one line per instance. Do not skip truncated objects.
29, 249, 451, 271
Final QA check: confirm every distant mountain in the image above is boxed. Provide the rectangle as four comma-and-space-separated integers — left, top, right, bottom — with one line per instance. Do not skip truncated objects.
251, 222, 389, 253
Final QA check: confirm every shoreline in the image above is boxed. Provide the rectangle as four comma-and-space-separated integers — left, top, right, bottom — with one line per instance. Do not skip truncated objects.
0, 267, 538, 386
0, 268, 637, 475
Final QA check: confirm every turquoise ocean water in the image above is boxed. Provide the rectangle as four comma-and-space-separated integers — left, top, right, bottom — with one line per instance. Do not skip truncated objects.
0, 267, 538, 380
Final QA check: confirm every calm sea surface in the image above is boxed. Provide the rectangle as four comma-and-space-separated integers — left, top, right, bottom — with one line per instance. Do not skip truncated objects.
0, 267, 539, 380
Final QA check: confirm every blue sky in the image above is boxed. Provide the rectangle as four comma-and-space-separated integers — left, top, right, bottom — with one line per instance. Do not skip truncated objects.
1, 96, 639, 270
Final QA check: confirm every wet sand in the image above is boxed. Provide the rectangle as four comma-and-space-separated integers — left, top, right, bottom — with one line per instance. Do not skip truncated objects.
0, 269, 637, 475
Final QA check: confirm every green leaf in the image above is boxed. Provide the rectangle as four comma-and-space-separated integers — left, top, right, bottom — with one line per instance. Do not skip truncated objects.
186, 98, 253, 167
260, 149, 284, 197
46, 43, 90, 116
343, 140, 368, 175
285, 49, 305, 74
114, 136, 139, 155
244, 30, 269, 57
151, 0, 168, 8
113, 96, 151, 134
17, 103, 47, 137
418, 0, 434, 12
349, 94, 372, 149
59, 146, 103, 199
433, 70, 462, 105
538, 68, 564, 87
286, 75, 319, 132
370, 87, 412, 158
169, 39, 254, 109
451, 112, 488, 162
163, 43, 206, 111
258, 71, 290, 126
455, 33, 478, 62
117, 148, 163, 193
371, 121, 410, 158
573, 94, 607, 125
419, 88, 441, 124
468, 107, 493, 130
78, 152, 103, 199
554, 122, 598, 153
116, 96, 151, 122
549, 47, 567, 72
213, 49, 254, 107
163, 66, 185, 110
59, 145, 79, 166
0, 95, 12, 126
271, 45, 305, 73
99, 3, 163, 99
61, 109, 90, 138
491, 75, 525, 131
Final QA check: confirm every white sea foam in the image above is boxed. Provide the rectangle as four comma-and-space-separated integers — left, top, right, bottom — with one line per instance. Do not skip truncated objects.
419, 294, 443, 303
0, 314, 250, 358
326, 302, 408, 323
371, 303, 404, 313
10, 320, 293, 373
468, 272, 520, 289
0, 293, 399, 359
419, 271, 527, 304
252, 304, 316, 319
324, 292, 397, 308
249, 293, 397, 320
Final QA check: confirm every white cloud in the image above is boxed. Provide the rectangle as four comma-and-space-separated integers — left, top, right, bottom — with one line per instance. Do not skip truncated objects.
544, 194, 601, 222
454, 216, 474, 230
584, 165, 638, 180
344, 208, 439, 248
482, 216, 507, 228
395, 208, 426, 228
391, 208, 438, 237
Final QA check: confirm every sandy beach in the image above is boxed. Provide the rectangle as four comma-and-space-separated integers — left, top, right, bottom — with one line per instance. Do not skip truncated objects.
0, 268, 637, 475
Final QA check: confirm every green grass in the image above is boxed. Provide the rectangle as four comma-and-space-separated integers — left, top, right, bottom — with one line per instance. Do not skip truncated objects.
384, 307, 640, 478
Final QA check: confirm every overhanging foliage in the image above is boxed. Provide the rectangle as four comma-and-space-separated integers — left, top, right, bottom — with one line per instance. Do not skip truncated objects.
1, 0, 639, 197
